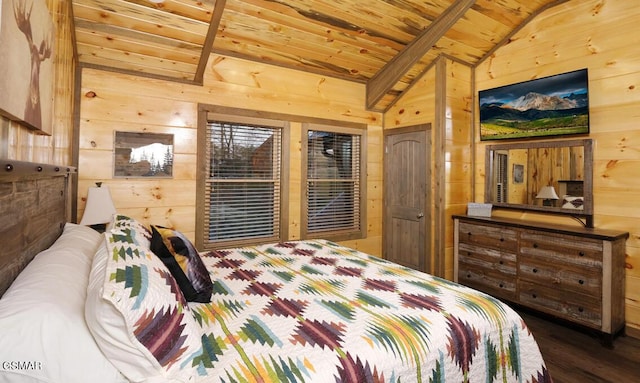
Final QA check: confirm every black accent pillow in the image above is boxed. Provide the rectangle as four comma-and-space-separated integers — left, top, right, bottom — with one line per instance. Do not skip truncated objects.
150, 225, 212, 303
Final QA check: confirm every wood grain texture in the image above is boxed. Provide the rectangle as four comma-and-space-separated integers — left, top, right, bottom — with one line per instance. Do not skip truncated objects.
520, 309, 640, 382
457, 221, 519, 301
0, 162, 75, 296
383, 58, 472, 278
475, 0, 640, 334
367, 0, 475, 109
383, 125, 430, 272
455, 215, 628, 338
77, 58, 383, 255
68, 0, 562, 110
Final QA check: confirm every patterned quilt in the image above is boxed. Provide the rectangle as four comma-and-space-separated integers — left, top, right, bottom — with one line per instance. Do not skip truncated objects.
188, 239, 551, 383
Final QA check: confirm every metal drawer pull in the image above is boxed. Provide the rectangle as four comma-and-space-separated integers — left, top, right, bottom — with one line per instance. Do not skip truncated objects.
532, 294, 537, 298
578, 307, 584, 312
500, 238, 504, 242
533, 243, 538, 248
532, 268, 538, 273
578, 279, 584, 285
579, 251, 585, 256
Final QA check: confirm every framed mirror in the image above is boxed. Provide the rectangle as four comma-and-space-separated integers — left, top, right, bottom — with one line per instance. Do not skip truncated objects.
485, 138, 593, 226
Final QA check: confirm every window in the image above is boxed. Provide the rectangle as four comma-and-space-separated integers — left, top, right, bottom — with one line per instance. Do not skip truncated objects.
302, 123, 366, 241
495, 151, 508, 203
198, 112, 287, 249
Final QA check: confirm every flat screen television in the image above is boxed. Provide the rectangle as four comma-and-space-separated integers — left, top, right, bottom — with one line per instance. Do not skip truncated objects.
479, 68, 589, 141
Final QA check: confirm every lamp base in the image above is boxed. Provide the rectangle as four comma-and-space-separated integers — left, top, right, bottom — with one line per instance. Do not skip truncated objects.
542, 199, 555, 207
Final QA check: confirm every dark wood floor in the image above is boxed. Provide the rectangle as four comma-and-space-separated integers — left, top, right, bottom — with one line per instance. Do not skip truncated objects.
518, 310, 640, 382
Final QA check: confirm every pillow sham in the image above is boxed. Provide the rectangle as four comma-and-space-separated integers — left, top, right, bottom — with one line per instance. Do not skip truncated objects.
0, 223, 126, 383
562, 195, 584, 210
109, 214, 152, 249
85, 229, 202, 383
150, 225, 213, 303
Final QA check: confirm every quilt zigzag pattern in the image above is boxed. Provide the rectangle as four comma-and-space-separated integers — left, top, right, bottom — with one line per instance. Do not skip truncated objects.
186, 240, 552, 383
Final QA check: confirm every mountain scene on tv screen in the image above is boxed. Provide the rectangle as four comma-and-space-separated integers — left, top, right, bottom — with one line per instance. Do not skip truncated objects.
479, 70, 589, 140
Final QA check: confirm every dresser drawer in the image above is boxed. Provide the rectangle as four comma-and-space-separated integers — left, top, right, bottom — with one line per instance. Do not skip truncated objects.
519, 280, 601, 328
458, 263, 516, 301
457, 240, 517, 301
458, 242, 517, 271
520, 230, 603, 266
518, 258, 601, 297
458, 222, 518, 252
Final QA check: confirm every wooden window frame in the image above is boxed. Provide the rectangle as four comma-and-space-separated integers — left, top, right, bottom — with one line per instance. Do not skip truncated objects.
196, 106, 290, 250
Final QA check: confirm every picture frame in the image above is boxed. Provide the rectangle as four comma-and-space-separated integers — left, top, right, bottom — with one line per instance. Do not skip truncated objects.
479, 69, 589, 141
513, 163, 524, 184
114, 132, 173, 178
0, 0, 55, 134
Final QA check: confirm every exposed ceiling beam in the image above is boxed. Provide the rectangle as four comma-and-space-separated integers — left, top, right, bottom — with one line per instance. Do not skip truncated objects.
365, 0, 476, 110
194, 0, 227, 84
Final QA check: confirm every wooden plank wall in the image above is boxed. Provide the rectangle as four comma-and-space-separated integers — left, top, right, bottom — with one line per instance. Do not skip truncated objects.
77, 55, 383, 256
384, 58, 473, 279
475, 0, 640, 334
1, 0, 75, 165
445, 61, 473, 279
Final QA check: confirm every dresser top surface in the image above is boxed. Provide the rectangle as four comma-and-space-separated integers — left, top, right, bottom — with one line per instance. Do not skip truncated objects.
453, 215, 629, 241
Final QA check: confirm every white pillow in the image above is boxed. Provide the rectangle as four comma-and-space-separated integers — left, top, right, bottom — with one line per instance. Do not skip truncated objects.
0, 223, 126, 383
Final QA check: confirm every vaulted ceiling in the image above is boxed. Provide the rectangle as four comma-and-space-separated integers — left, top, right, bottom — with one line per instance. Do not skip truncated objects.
71, 0, 566, 111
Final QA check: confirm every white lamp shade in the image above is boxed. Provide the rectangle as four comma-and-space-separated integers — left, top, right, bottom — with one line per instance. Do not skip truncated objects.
535, 185, 559, 200
80, 186, 117, 225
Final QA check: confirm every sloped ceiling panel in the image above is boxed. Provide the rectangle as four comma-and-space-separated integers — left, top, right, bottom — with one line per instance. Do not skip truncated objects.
71, 0, 566, 111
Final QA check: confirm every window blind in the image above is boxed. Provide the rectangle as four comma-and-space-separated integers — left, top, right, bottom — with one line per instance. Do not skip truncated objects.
204, 122, 281, 244
496, 152, 508, 203
305, 130, 361, 236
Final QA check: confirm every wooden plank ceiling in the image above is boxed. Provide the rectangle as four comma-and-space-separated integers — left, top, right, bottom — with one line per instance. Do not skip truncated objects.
72, 0, 565, 112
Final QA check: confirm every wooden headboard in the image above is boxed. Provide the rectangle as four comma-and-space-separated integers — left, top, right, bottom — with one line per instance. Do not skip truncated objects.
0, 160, 76, 296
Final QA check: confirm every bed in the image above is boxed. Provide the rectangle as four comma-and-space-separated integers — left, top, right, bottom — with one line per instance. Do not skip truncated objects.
0, 161, 552, 383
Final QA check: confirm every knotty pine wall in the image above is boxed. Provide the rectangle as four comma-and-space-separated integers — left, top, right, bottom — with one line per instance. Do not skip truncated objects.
77, 56, 383, 256
475, 0, 640, 334
384, 58, 473, 280
1, 0, 75, 164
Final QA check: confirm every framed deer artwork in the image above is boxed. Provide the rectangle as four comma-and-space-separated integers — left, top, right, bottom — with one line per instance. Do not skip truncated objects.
0, 0, 55, 134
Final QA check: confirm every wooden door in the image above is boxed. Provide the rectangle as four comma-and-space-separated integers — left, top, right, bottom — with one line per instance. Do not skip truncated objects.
383, 124, 431, 273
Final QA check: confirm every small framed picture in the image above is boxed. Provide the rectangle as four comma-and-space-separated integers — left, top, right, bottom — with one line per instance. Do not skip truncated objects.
513, 163, 524, 184
114, 131, 174, 178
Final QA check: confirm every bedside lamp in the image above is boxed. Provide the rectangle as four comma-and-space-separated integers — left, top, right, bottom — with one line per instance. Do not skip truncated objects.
536, 185, 559, 207
80, 182, 117, 232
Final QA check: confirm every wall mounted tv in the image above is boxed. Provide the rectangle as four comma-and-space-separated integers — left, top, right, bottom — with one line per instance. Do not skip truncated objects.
479, 69, 589, 141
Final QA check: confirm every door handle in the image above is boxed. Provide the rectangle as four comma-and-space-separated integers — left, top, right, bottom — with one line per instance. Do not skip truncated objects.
417, 213, 424, 219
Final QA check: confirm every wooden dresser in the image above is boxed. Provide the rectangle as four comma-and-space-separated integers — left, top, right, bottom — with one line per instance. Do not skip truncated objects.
453, 215, 628, 340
